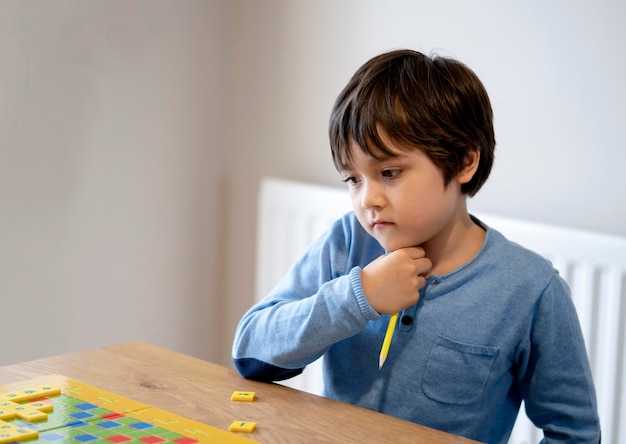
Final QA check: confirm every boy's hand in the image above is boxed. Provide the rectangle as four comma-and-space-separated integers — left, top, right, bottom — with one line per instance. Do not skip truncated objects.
361, 247, 432, 314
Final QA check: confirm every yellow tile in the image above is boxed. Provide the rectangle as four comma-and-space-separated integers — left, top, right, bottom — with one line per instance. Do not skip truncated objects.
30, 385, 61, 399
11, 406, 48, 422
231, 391, 256, 402
0, 420, 39, 443
228, 421, 257, 433
0, 402, 18, 421
0, 393, 19, 402
27, 401, 53, 413
0, 386, 60, 403
0, 397, 53, 423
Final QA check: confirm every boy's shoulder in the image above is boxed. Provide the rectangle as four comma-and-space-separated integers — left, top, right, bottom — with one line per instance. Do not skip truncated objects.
482, 224, 562, 283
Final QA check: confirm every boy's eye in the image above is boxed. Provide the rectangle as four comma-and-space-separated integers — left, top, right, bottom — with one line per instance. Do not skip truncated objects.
382, 169, 401, 178
342, 176, 360, 186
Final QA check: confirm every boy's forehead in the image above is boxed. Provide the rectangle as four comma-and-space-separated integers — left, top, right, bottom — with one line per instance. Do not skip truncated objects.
347, 136, 409, 160
340, 138, 411, 170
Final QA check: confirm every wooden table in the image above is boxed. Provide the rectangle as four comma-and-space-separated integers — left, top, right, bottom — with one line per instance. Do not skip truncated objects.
0, 341, 480, 443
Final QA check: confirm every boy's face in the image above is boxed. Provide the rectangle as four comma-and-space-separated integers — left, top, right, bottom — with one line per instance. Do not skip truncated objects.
339, 138, 469, 253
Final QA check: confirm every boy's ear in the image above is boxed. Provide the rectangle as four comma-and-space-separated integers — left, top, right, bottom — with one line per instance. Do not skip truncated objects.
456, 149, 480, 185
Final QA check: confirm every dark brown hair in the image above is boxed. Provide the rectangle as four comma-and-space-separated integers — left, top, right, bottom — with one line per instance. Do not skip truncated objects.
329, 49, 495, 196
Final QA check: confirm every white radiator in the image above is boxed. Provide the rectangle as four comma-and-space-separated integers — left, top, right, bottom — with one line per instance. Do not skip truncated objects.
255, 176, 626, 444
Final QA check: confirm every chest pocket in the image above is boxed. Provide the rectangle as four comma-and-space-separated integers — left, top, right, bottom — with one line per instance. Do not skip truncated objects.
422, 335, 499, 405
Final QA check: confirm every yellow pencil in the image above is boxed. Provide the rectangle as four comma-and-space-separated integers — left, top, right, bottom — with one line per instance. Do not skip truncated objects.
379, 312, 398, 369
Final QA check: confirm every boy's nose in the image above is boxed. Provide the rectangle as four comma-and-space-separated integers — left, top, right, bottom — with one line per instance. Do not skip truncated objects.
360, 182, 385, 209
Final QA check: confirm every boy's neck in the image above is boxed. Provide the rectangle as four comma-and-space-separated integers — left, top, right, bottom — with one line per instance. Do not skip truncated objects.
422, 212, 486, 276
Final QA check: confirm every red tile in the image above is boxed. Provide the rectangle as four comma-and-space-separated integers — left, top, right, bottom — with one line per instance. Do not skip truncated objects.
101, 413, 125, 420
106, 435, 132, 443
139, 437, 166, 444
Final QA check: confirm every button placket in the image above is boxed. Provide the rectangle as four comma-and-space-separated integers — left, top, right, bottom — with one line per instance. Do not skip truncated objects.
398, 300, 420, 332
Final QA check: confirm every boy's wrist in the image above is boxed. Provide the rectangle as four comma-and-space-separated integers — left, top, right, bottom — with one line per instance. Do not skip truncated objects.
350, 266, 381, 321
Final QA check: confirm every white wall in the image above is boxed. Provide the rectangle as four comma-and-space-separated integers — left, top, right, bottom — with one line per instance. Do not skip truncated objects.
224, 0, 626, 363
0, 1, 232, 365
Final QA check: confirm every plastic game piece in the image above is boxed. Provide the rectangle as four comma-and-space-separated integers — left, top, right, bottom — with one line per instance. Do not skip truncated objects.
0, 420, 38, 443
0, 399, 54, 422
27, 401, 53, 413
229, 420, 257, 433
0, 386, 61, 403
231, 391, 256, 402
11, 406, 47, 422
0, 404, 14, 420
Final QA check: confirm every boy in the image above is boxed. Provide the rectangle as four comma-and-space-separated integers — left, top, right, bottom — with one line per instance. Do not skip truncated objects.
232, 49, 600, 443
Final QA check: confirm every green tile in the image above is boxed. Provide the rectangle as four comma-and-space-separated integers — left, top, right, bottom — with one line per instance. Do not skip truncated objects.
117, 416, 140, 425
92, 407, 114, 416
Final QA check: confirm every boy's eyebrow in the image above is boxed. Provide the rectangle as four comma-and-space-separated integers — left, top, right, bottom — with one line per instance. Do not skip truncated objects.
367, 152, 408, 164
338, 155, 410, 176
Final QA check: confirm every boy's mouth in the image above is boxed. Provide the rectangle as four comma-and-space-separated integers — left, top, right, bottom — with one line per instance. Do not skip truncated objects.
372, 220, 394, 229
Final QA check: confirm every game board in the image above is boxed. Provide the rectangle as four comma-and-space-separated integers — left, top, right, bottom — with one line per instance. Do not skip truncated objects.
0, 375, 257, 443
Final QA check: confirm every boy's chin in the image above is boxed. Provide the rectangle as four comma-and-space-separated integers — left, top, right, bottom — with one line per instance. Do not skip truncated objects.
376, 239, 407, 253
375, 237, 422, 253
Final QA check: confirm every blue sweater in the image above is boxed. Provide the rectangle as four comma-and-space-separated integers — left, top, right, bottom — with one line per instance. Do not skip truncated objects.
232, 213, 600, 443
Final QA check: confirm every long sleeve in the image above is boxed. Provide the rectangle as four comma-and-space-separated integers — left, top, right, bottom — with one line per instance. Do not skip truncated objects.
232, 214, 383, 381
517, 275, 601, 443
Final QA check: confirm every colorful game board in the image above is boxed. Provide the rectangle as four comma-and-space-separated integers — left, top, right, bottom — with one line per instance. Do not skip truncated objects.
0, 375, 256, 443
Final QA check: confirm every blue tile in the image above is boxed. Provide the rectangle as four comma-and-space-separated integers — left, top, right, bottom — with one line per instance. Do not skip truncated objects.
130, 421, 154, 430
74, 403, 98, 411
71, 411, 95, 420
74, 434, 98, 442
97, 420, 121, 429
